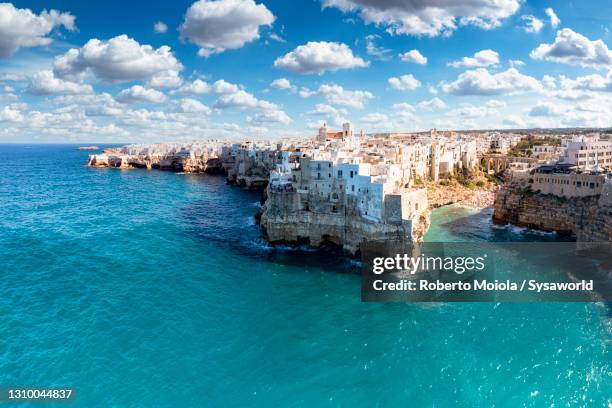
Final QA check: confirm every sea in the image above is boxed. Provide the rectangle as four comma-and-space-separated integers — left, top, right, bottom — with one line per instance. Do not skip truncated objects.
0, 144, 609, 407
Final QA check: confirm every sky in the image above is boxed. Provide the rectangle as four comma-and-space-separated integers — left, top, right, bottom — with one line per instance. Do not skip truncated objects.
0, 0, 611, 143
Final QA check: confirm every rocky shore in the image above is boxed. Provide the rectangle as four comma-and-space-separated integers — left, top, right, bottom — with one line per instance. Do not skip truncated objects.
493, 180, 612, 242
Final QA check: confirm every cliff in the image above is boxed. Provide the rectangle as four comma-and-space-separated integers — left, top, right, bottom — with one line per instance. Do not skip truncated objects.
259, 188, 429, 256
493, 181, 612, 242
88, 153, 223, 173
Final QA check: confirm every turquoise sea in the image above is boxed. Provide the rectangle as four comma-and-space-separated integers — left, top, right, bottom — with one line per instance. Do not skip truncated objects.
0, 144, 610, 407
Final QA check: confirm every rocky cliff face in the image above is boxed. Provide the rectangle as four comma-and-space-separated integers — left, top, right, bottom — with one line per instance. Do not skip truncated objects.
88, 154, 221, 173
493, 182, 612, 242
260, 190, 427, 256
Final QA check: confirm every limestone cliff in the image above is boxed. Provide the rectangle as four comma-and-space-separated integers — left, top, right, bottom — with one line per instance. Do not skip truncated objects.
260, 189, 428, 256
493, 181, 612, 242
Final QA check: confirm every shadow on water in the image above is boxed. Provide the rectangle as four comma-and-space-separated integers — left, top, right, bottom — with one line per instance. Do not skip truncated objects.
178, 174, 357, 274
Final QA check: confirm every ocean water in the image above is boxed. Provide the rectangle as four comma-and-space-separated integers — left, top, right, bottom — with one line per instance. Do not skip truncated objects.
0, 144, 609, 407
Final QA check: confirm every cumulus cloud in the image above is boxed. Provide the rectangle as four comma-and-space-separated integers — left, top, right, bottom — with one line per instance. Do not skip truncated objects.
320, 0, 521, 37
442, 68, 542, 95
388, 74, 421, 91
270, 78, 292, 90
180, 0, 275, 57
300, 83, 374, 109
175, 78, 240, 95
0, 3, 76, 58
545, 8, 560, 28
274, 41, 368, 74
399, 49, 427, 65
528, 101, 565, 117
449, 49, 499, 68
530, 29, 612, 68
360, 112, 388, 123
27, 70, 93, 95
307, 103, 346, 116
0, 105, 24, 122
417, 97, 447, 110
247, 110, 291, 125
117, 85, 167, 104
53, 35, 183, 83
521, 15, 544, 33
154, 21, 168, 34
177, 98, 211, 114
509, 59, 524, 68
557, 71, 612, 92
54, 93, 126, 117
213, 87, 291, 125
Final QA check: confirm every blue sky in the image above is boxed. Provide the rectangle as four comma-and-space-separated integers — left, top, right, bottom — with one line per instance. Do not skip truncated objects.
0, 0, 611, 142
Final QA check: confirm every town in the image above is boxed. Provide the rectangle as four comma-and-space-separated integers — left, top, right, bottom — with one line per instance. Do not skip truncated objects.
87, 123, 612, 254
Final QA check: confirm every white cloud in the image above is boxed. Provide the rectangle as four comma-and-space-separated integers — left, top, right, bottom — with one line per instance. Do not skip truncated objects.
399, 49, 427, 65
117, 85, 167, 104
0, 73, 26, 81
149, 70, 183, 88
545, 8, 560, 28
54, 93, 126, 117
542, 74, 557, 89
0, 105, 24, 122
53, 35, 183, 82
27, 70, 93, 95
214, 89, 272, 109
509, 59, 524, 68
442, 68, 542, 95
530, 29, 612, 68
270, 78, 292, 90
557, 71, 612, 92
175, 78, 240, 95
360, 112, 388, 123
503, 115, 526, 128
300, 83, 373, 109
449, 49, 499, 68
320, 0, 521, 37
248, 110, 291, 125
392, 102, 416, 121
274, 41, 368, 74
154, 21, 168, 34
365, 34, 391, 60
177, 98, 211, 114
521, 15, 544, 33
268, 32, 286, 43
454, 104, 490, 118
486, 99, 506, 108
528, 101, 565, 117
307, 103, 346, 116
213, 87, 291, 125
0, 3, 76, 58
388, 74, 421, 91
417, 97, 447, 110
179, 0, 275, 57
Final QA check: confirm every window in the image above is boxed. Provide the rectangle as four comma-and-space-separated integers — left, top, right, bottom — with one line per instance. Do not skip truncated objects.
350, 171, 354, 178
351, 185, 355, 192
338, 170, 342, 178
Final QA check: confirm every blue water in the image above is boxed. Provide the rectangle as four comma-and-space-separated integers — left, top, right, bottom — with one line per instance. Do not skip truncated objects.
0, 145, 610, 407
